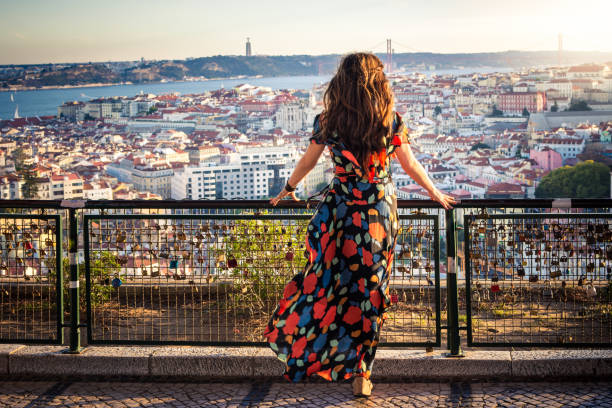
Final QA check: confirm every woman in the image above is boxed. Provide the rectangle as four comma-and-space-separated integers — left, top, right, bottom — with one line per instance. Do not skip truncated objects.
264, 52, 455, 397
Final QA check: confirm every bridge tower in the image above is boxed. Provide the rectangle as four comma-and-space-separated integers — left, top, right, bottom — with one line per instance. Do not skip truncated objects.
557, 33, 563, 67
386, 39, 392, 74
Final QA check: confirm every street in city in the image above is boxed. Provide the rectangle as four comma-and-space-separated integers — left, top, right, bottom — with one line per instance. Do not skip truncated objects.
0, 380, 610, 407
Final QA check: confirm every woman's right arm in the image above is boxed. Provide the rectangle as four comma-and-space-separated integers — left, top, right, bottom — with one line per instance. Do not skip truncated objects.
270, 142, 325, 206
394, 143, 456, 210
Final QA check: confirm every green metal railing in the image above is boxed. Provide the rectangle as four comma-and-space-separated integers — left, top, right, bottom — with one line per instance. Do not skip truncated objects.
0, 213, 63, 344
0, 198, 610, 353
80, 211, 440, 347
464, 212, 612, 347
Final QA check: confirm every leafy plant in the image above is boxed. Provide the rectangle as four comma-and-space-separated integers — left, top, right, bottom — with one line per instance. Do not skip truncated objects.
47, 250, 122, 311
222, 217, 307, 315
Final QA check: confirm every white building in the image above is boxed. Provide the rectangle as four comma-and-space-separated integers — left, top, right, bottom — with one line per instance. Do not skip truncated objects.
276, 102, 308, 132
106, 158, 175, 199
536, 79, 573, 99
0, 175, 24, 199
83, 181, 113, 200
49, 173, 84, 199
297, 159, 332, 198
171, 146, 301, 200
534, 137, 585, 161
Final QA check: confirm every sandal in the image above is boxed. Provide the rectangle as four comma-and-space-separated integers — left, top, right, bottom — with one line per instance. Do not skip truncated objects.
352, 376, 373, 397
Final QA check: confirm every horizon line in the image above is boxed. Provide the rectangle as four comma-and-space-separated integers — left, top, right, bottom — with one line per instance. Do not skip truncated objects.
3, 49, 612, 67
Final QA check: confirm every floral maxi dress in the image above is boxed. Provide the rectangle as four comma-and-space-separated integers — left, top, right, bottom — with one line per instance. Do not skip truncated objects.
264, 112, 410, 382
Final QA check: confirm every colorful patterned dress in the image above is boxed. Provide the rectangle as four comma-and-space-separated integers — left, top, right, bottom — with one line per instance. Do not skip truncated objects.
264, 112, 411, 382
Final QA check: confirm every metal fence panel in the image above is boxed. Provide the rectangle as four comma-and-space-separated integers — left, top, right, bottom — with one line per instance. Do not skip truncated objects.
0, 213, 63, 344
383, 214, 441, 347
464, 213, 612, 347
82, 210, 441, 347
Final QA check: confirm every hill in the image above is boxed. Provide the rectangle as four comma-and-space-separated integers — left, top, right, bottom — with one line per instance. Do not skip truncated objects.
2, 51, 612, 89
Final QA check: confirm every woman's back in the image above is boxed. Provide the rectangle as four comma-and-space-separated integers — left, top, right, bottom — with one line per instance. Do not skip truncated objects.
266, 52, 454, 391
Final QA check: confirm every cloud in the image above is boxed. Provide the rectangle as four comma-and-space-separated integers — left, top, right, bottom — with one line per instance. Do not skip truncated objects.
15, 33, 26, 40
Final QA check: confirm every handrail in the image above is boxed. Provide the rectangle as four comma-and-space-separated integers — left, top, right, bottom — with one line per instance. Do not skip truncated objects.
0, 198, 611, 209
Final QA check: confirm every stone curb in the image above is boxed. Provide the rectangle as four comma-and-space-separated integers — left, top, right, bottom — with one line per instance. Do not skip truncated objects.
3, 345, 611, 380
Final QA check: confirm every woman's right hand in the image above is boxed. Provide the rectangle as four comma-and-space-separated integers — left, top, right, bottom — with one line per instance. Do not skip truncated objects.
270, 188, 299, 206
428, 188, 456, 210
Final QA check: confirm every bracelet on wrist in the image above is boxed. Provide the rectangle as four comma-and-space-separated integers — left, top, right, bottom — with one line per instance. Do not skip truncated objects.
284, 181, 296, 192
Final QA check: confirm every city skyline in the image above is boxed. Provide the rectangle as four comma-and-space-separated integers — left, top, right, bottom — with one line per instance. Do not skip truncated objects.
1, 0, 611, 65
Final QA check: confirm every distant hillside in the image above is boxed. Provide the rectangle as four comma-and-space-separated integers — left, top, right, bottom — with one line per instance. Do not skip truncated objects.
2, 51, 612, 89
390, 50, 612, 69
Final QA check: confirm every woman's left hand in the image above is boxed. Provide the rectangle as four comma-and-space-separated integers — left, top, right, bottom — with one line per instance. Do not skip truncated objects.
270, 189, 299, 206
428, 188, 457, 210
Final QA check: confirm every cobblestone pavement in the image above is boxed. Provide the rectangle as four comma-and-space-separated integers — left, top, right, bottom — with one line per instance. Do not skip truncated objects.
0, 380, 610, 407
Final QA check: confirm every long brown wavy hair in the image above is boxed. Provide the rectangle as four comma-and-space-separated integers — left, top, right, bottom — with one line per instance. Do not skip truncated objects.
319, 52, 394, 172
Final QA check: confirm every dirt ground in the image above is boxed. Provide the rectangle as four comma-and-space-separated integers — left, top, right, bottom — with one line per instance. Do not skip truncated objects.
1, 283, 609, 346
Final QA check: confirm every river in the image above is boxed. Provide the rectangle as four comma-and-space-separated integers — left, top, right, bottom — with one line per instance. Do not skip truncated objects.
0, 67, 513, 120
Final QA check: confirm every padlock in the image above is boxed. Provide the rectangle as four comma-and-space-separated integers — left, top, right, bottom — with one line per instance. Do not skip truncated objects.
586, 284, 597, 298
111, 277, 122, 288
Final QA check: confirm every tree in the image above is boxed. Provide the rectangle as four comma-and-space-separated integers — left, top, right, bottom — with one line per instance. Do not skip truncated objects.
515, 145, 522, 158
522, 107, 530, 117
434, 106, 442, 116
470, 142, 491, 151
490, 105, 503, 117
568, 99, 592, 111
535, 161, 610, 198
147, 106, 158, 115
12, 147, 28, 173
12, 147, 38, 199
551, 102, 559, 112
21, 168, 39, 199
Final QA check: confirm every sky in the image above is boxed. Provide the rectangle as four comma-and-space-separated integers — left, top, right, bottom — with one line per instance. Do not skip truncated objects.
1, 0, 611, 65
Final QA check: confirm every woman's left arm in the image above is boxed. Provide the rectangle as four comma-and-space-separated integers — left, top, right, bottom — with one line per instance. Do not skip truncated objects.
270, 142, 326, 206
394, 142, 456, 210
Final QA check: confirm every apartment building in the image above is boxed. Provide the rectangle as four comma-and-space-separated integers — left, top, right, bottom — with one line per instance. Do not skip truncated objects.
534, 138, 585, 162
83, 180, 113, 200
498, 92, 546, 115
49, 173, 84, 199
171, 146, 300, 200
0, 174, 23, 199
131, 164, 174, 199
106, 158, 175, 199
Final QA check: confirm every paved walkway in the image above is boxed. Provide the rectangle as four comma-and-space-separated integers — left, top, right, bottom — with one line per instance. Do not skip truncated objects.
0, 380, 610, 407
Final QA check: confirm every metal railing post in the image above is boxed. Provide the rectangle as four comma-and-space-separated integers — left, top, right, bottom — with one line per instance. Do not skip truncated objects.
445, 209, 464, 357
67, 207, 82, 353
